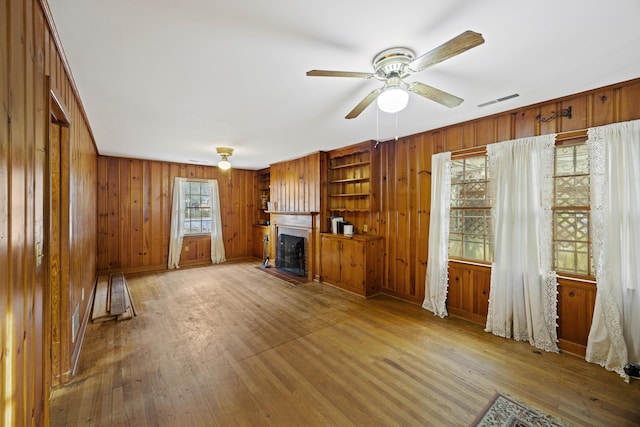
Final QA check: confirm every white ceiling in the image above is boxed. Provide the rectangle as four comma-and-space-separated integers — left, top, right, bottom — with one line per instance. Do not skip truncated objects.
48, 0, 640, 170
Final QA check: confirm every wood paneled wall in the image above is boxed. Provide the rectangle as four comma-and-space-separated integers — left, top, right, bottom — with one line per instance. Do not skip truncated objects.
269, 151, 324, 215
376, 78, 640, 354
378, 78, 640, 303
96, 157, 256, 272
1, 0, 99, 425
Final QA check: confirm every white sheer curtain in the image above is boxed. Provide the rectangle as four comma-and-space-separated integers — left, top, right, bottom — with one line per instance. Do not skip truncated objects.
423, 152, 451, 317
485, 135, 559, 352
208, 179, 226, 264
168, 177, 187, 269
586, 119, 640, 379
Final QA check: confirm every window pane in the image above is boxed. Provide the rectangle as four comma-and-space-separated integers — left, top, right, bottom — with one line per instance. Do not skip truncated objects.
555, 144, 589, 177
464, 156, 486, 181
574, 144, 589, 175
448, 154, 491, 263
450, 184, 463, 208
451, 160, 465, 184
555, 211, 589, 242
183, 181, 215, 235
463, 234, 485, 261
463, 182, 488, 206
449, 233, 462, 257
555, 175, 589, 206
463, 210, 487, 235
485, 242, 494, 260
553, 211, 591, 275
450, 210, 462, 233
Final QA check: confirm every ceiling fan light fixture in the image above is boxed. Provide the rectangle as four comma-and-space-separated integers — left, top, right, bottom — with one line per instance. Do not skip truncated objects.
377, 87, 409, 113
216, 147, 233, 170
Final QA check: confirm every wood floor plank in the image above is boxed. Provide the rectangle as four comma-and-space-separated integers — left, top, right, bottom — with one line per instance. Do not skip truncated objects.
50, 260, 640, 426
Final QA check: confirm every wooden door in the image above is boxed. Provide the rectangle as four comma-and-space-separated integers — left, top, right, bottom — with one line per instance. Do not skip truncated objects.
320, 236, 341, 284
48, 120, 71, 386
340, 239, 365, 292
49, 121, 62, 386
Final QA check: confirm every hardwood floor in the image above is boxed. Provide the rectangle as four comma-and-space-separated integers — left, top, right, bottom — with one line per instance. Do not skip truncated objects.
50, 260, 640, 426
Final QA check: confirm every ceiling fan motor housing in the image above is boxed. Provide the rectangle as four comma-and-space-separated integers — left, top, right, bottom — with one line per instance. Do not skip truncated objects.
372, 47, 416, 79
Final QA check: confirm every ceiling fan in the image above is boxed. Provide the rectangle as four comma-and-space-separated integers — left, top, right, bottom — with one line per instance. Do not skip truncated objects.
307, 30, 485, 119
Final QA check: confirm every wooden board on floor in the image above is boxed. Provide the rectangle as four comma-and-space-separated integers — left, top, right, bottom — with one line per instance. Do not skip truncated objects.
91, 275, 114, 322
109, 273, 126, 315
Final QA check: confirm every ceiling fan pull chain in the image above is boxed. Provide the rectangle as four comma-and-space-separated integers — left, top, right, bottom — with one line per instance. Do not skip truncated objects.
376, 105, 380, 144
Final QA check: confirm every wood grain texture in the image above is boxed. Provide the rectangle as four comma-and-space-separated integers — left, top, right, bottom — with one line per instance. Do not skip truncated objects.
96, 156, 256, 272
270, 151, 323, 214
1, 1, 99, 424
50, 260, 640, 426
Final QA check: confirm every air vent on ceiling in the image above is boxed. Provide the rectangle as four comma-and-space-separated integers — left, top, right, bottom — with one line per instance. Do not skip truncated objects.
477, 93, 519, 108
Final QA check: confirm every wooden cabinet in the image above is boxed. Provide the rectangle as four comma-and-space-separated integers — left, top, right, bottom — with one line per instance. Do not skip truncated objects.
255, 167, 270, 225
327, 141, 379, 215
557, 277, 596, 356
446, 262, 491, 324
320, 233, 383, 297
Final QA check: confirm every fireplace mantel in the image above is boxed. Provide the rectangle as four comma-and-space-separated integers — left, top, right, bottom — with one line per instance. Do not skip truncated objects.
269, 212, 319, 230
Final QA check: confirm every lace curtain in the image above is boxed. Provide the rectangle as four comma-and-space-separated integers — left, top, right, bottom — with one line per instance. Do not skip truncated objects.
586, 119, 640, 380
485, 135, 559, 353
422, 152, 451, 317
168, 177, 187, 269
208, 179, 226, 264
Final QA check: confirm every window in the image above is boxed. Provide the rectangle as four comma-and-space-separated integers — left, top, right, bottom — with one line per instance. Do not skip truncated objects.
553, 142, 594, 276
446, 140, 593, 277
183, 181, 212, 235
449, 155, 493, 262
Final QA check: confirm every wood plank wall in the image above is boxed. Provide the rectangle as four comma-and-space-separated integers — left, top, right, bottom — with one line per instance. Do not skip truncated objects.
1, 0, 99, 425
378, 78, 640, 306
269, 151, 324, 214
96, 157, 256, 272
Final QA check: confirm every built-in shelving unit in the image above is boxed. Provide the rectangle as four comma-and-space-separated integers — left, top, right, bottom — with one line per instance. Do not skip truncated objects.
255, 167, 270, 225
327, 141, 379, 215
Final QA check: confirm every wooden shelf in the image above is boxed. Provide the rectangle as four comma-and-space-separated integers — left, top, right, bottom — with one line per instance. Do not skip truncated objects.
329, 193, 369, 198
327, 208, 371, 212
329, 160, 370, 170
255, 168, 270, 225
330, 177, 370, 184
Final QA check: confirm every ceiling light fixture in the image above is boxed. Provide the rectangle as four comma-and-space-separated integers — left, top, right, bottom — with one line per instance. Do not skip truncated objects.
377, 76, 409, 114
216, 147, 233, 170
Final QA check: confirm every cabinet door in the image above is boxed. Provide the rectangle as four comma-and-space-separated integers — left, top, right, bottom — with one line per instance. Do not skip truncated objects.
321, 237, 342, 285
557, 280, 596, 351
474, 269, 491, 317
340, 239, 366, 292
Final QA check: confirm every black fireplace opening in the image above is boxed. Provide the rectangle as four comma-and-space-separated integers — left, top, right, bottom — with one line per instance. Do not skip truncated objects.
276, 234, 305, 277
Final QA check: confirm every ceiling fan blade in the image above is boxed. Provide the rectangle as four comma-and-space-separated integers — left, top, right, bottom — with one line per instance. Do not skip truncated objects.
345, 88, 383, 119
408, 30, 485, 73
408, 81, 463, 108
306, 69, 374, 79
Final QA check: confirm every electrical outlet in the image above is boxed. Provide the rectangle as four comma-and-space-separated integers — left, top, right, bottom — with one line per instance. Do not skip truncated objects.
185, 246, 189, 252
363, 224, 368, 232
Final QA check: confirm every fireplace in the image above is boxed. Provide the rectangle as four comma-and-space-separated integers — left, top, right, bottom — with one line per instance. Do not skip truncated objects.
276, 233, 305, 277
269, 211, 318, 281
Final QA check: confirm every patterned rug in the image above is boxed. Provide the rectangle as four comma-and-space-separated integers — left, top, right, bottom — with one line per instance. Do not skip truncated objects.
472, 393, 570, 427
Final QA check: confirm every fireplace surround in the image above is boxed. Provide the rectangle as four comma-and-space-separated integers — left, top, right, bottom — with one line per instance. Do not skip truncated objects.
268, 212, 319, 282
